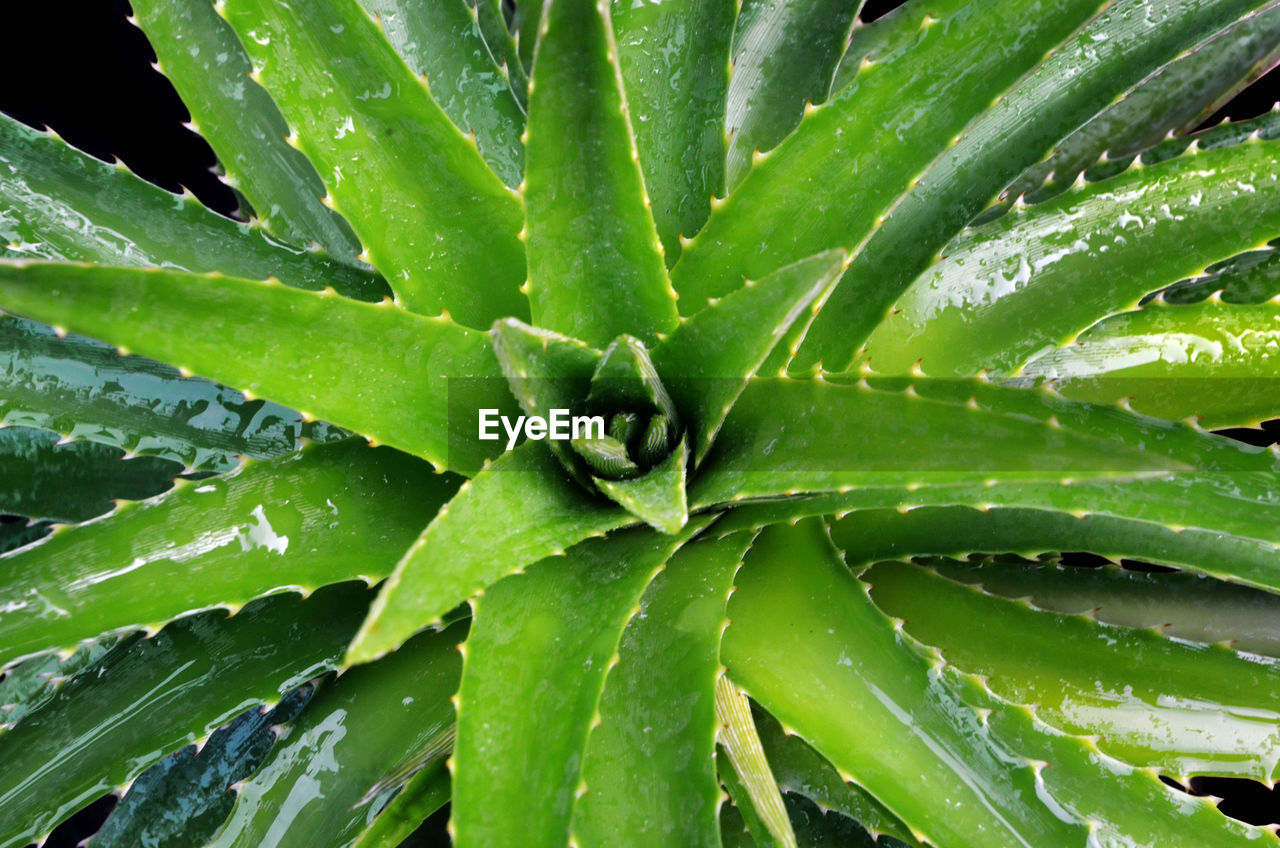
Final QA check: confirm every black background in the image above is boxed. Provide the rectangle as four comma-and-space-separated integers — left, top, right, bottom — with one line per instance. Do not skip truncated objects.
1, 1, 1277, 844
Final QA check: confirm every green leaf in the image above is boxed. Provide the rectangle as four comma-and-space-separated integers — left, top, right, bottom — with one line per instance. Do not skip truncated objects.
674, 0, 1105, 308
691, 378, 1280, 590
0, 261, 514, 473
0, 425, 182, 523
680, 0, 1275, 372
91, 686, 314, 848
865, 560, 1280, 781
861, 140, 1280, 378
218, 0, 527, 325
524, 0, 679, 348
0, 635, 119, 732
1017, 298, 1280, 428
0, 114, 384, 299
652, 250, 846, 464
571, 531, 751, 847
0, 439, 457, 669
825, 504, 1280, 597
1161, 241, 1280, 305
356, 0, 526, 186
490, 317, 601, 485
473, 0, 530, 110
211, 622, 463, 847
1002, 2, 1280, 202
922, 557, 1280, 659
594, 437, 688, 534
0, 583, 372, 848
611, 0, 736, 261
0, 316, 314, 471
830, 1, 935, 94
753, 708, 923, 847
452, 525, 699, 848
346, 442, 631, 665
716, 676, 797, 848
351, 765, 451, 848
723, 519, 1084, 846
942, 664, 1273, 844
513, 0, 545, 72
129, 0, 363, 258
724, 0, 861, 190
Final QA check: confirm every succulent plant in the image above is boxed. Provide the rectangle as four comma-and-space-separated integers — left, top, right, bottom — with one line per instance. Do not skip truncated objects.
2, 0, 1280, 846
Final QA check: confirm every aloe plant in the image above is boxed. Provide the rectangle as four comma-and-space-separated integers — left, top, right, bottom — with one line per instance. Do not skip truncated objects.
2, 0, 1280, 845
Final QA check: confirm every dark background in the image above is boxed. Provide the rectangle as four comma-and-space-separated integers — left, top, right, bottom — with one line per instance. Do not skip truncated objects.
1, 1, 1277, 845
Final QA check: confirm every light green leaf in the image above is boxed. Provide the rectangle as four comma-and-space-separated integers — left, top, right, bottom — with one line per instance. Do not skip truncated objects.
866, 560, 1280, 781
571, 531, 751, 847
1018, 298, 1280, 428
723, 519, 1084, 846
350, 765, 451, 848
593, 437, 689, 534
129, 0, 363, 258
346, 442, 631, 665
0, 261, 515, 473
716, 675, 797, 848
612, 0, 736, 261
0, 440, 456, 669
861, 140, 1280, 378
451, 525, 697, 848
524, 0, 679, 348
218, 0, 527, 325
0, 114, 383, 299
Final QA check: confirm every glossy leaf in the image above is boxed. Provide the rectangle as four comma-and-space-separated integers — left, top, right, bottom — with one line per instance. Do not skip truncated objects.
357, 0, 526, 186
0, 635, 119, 732
652, 250, 846, 464
0, 583, 372, 848
513, 0, 545, 72
0, 316, 317, 470
91, 686, 314, 848
129, 0, 364, 258
692, 378, 1280, 590
0, 425, 182, 523
211, 622, 464, 847
218, 0, 528, 325
795, 0, 1276, 372
571, 531, 751, 847
0, 261, 515, 473
825, 504, 1280, 597
612, 0, 736, 261
451, 525, 696, 848
1162, 242, 1280, 305
524, 0, 679, 348
0, 113, 383, 299
1018, 298, 1280, 427
723, 519, 1084, 847
346, 442, 630, 665
862, 140, 1280, 378
0, 439, 457, 669
865, 561, 1280, 781
724, 0, 861, 190
1002, 2, 1280, 202
922, 557, 1280, 662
